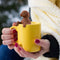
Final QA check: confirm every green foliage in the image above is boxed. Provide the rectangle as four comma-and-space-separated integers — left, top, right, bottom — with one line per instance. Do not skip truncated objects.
0, 0, 28, 45
0, 0, 27, 12
22, 0, 28, 5
0, 15, 8, 45
0, 2, 20, 12
0, 15, 8, 24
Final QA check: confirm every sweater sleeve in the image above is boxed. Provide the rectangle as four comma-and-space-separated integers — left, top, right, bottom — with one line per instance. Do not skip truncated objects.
41, 34, 59, 59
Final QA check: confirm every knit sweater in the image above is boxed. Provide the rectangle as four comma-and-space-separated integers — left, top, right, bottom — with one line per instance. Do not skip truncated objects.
28, 0, 60, 60
28, 0, 60, 45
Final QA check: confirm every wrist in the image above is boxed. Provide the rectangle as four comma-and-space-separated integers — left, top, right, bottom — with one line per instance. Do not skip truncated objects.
42, 34, 59, 58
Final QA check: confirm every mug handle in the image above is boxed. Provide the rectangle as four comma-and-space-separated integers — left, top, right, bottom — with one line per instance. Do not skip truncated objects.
10, 26, 18, 44
10, 26, 17, 31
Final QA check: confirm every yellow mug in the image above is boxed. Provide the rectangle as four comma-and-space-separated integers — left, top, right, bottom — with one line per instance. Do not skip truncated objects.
10, 22, 41, 52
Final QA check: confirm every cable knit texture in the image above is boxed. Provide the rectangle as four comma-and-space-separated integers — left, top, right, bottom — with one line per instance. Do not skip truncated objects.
28, 0, 60, 60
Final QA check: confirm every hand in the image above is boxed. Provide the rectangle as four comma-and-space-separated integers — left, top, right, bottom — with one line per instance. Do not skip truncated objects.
1, 22, 17, 49
14, 39, 50, 59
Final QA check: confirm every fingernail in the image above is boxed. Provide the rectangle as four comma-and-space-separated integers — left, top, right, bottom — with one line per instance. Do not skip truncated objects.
14, 33, 17, 37
14, 37, 17, 41
15, 43, 18, 47
35, 39, 40, 44
13, 30, 17, 33
19, 47, 21, 50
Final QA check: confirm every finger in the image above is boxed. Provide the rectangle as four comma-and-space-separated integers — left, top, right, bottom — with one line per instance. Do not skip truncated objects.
35, 39, 50, 48
2, 39, 14, 45
14, 43, 25, 57
14, 37, 17, 41
1, 35, 14, 40
15, 45, 38, 58
32, 49, 46, 58
8, 44, 14, 50
12, 22, 17, 26
2, 28, 17, 35
19, 47, 45, 59
14, 43, 40, 59
19, 48, 39, 59
14, 47, 25, 57
38, 48, 48, 55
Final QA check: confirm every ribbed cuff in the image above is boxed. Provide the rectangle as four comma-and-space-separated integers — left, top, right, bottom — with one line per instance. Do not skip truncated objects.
41, 34, 59, 59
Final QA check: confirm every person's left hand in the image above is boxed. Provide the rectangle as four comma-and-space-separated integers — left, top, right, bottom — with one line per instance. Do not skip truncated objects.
14, 39, 50, 59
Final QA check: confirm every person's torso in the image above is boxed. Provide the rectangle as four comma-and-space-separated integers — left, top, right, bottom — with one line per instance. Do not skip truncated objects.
28, 0, 60, 60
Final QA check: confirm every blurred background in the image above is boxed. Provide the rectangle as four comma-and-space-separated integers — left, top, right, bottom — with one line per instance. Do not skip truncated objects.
0, 0, 28, 45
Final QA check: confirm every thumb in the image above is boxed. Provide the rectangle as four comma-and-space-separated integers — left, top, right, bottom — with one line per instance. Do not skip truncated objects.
35, 39, 49, 48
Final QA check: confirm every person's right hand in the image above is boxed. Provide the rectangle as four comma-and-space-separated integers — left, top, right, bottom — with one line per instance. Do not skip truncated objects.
1, 22, 17, 50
